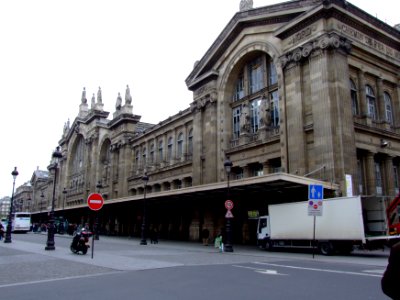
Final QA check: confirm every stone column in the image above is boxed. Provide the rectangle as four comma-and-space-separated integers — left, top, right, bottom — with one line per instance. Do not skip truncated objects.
365, 151, 376, 196
263, 161, 271, 175
384, 155, 395, 197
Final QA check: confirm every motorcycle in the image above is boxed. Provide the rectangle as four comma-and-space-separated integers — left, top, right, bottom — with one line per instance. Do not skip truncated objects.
70, 229, 92, 255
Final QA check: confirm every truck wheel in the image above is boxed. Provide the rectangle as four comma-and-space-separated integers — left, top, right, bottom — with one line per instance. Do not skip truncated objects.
265, 240, 274, 251
319, 242, 334, 256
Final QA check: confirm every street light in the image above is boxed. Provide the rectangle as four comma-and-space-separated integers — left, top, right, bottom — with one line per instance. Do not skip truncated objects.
4, 167, 19, 243
45, 146, 62, 251
224, 157, 234, 252
140, 173, 149, 245
94, 181, 103, 240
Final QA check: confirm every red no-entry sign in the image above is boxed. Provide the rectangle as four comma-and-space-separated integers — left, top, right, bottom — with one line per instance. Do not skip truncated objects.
87, 193, 104, 211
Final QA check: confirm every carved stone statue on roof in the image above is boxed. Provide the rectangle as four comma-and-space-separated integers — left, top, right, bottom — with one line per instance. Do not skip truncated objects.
81, 87, 87, 104
97, 87, 103, 103
125, 85, 132, 105
115, 92, 122, 110
91, 93, 96, 109
240, 0, 253, 11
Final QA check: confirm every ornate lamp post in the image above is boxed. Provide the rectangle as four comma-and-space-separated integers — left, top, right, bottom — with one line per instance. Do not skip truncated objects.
45, 146, 62, 250
140, 173, 149, 245
224, 157, 234, 252
94, 181, 103, 240
4, 167, 19, 243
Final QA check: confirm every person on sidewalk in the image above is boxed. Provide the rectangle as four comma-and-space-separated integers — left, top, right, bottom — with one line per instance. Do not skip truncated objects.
0, 223, 4, 240
381, 241, 400, 299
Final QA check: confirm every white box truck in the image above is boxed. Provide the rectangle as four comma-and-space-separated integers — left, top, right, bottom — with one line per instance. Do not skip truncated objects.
257, 196, 400, 255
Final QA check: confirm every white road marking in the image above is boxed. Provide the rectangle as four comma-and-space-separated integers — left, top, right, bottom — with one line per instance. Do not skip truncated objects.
232, 264, 287, 275
253, 262, 383, 277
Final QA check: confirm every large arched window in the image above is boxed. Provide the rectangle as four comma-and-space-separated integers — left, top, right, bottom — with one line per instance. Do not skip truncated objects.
231, 53, 278, 137
366, 85, 377, 120
71, 135, 85, 173
384, 92, 393, 124
350, 79, 358, 115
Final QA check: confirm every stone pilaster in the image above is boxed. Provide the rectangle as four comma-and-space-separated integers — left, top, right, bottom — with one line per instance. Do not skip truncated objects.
284, 62, 307, 175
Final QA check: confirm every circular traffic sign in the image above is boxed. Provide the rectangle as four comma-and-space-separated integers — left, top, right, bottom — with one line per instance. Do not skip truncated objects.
225, 200, 234, 210
87, 193, 104, 211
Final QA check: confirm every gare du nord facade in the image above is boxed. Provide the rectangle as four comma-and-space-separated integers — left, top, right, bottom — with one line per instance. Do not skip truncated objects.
27, 0, 400, 245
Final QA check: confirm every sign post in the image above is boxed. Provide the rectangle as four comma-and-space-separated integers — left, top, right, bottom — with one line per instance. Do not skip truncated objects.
308, 184, 323, 258
87, 193, 104, 259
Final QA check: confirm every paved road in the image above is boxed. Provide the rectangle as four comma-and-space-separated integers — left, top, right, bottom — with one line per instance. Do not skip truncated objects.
0, 233, 391, 299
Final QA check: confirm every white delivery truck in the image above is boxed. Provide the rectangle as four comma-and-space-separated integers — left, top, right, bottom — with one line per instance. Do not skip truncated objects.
257, 196, 400, 255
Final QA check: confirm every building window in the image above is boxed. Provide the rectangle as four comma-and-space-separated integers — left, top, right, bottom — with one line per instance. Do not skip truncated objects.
268, 61, 277, 86
142, 147, 147, 167
167, 137, 173, 161
250, 98, 261, 133
366, 85, 377, 120
149, 144, 154, 164
270, 90, 279, 127
384, 92, 393, 124
394, 165, 399, 194
135, 150, 140, 168
158, 140, 163, 163
248, 57, 264, 94
233, 106, 241, 139
357, 159, 364, 194
375, 162, 383, 195
177, 133, 183, 158
350, 79, 358, 115
233, 72, 244, 101
231, 54, 278, 140
188, 129, 193, 156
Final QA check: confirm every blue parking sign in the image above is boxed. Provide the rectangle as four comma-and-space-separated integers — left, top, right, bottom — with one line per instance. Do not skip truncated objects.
309, 184, 323, 200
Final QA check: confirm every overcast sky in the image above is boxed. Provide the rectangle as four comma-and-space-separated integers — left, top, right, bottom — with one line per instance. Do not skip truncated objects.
0, 0, 398, 198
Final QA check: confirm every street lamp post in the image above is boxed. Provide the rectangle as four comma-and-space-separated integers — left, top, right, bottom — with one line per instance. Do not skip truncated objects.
140, 173, 149, 245
45, 146, 62, 251
94, 181, 103, 240
4, 167, 19, 243
224, 157, 234, 252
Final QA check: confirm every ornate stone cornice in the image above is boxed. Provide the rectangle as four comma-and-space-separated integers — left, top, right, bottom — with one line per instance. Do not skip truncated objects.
280, 32, 351, 69
190, 91, 217, 113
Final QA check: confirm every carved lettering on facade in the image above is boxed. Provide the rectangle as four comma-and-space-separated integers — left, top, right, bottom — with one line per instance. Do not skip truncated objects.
336, 22, 400, 62
290, 25, 317, 45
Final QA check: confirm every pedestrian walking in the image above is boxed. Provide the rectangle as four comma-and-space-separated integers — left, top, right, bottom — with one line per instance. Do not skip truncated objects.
0, 223, 4, 240
214, 233, 223, 252
150, 227, 158, 244
381, 241, 400, 299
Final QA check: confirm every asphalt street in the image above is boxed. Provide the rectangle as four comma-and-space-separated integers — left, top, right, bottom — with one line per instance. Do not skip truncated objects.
0, 233, 391, 299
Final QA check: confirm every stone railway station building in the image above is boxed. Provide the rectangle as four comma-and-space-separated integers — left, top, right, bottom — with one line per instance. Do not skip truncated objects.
15, 0, 400, 245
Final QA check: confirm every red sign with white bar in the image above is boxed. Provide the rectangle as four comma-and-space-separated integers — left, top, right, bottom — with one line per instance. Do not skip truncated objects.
87, 193, 104, 211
